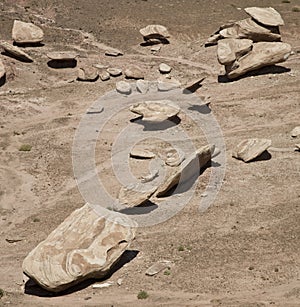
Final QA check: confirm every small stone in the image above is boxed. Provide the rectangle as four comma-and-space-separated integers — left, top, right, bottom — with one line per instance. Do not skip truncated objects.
136, 80, 149, 94
165, 148, 185, 167
117, 278, 123, 286
295, 144, 300, 151
151, 45, 161, 53
130, 146, 156, 159
130, 100, 180, 122
0, 59, 6, 80
291, 126, 300, 138
140, 24, 170, 41
157, 80, 181, 91
141, 170, 159, 183
124, 66, 144, 79
116, 81, 131, 95
232, 138, 272, 162
47, 51, 78, 61
245, 7, 284, 26
105, 48, 123, 57
0, 41, 33, 62
93, 63, 109, 69
77, 66, 98, 81
99, 70, 110, 81
92, 281, 114, 289
159, 63, 172, 74
107, 67, 122, 77
145, 261, 172, 276
12, 20, 44, 44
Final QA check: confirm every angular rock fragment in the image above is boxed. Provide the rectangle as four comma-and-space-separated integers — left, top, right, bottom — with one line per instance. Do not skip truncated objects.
130, 100, 180, 122
136, 80, 149, 94
22, 204, 137, 292
245, 7, 284, 26
291, 126, 300, 138
145, 260, 172, 276
118, 183, 157, 208
232, 138, 272, 162
12, 20, 44, 44
107, 68, 122, 77
99, 70, 110, 81
116, 81, 131, 95
105, 48, 123, 57
77, 66, 98, 81
225, 42, 291, 79
156, 144, 216, 196
124, 66, 144, 79
217, 38, 253, 65
130, 146, 156, 159
0, 41, 33, 62
140, 25, 170, 42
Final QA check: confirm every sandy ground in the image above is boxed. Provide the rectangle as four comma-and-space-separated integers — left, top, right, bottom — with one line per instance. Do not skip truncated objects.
0, 0, 300, 306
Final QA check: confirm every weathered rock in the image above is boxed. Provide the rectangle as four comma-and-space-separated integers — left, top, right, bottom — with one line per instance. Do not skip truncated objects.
118, 183, 157, 208
107, 67, 122, 77
291, 126, 300, 138
130, 146, 156, 159
105, 48, 123, 57
124, 66, 144, 79
0, 41, 33, 62
99, 70, 110, 81
22, 204, 137, 292
232, 138, 272, 162
77, 66, 98, 81
157, 80, 181, 91
136, 80, 149, 94
47, 51, 78, 61
245, 7, 284, 26
205, 33, 222, 46
0, 59, 6, 80
165, 148, 185, 167
141, 170, 159, 183
226, 42, 291, 79
93, 63, 109, 70
140, 25, 170, 41
217, 38, 253, 65
159, 63, 172, 74
12, 20, 44, 44
156, 144, 216, 196
145, 260, 172, 276
116, 81, 131, 95
130, 100, 180, 122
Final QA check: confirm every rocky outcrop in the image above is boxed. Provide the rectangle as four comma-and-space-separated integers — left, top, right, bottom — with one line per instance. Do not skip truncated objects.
12, 20, 44, 44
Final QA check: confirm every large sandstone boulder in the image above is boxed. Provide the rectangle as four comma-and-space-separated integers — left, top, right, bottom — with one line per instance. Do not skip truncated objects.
0, 41, 33, 62
22, 204, 137, 292
245, 7, 284, 26
12, 20, 44, 44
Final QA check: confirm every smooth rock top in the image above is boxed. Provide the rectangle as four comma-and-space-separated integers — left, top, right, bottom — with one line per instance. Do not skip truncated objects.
291, 126, 300, 138
140, 24, 170, 39
124, 66, 144, 79
0, 59, 6, 79
12, 20, 44, 44
130, 100, 180, 122
116, 81, 131, 95
232, 138, 272, 162
245, 7, 284, 26
159, 63, 172, 74
107, 67, 122, 77
47, 51, 78, 60
136, 80, 149, 94
0, 41, 33, 62
77, 66, 98, 81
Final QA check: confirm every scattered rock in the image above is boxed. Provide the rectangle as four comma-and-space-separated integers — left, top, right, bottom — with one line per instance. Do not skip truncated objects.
124, 66, 144, 79
157, 80, 181, 91
92, 281, 114, 289
140, 24, 170, 42
118, 183, 157, 208
159, 63, 172, 74
0, 59, 6, 80
156, 144, 216, 196
77, 66, 98, 81
99, 70, 110, 81
291, 126, 300, 138
165, 148, 185, 167
22, 204, 137, 292
116, 81, 131, 94
117, 278, 123, 286
245, 7, 284, 26
145, 260, 172, 276
232, 138, 272, 162
105, 48, 123, 57
107, 67, 122, 77
225, 42, 291, 79
130, 146, 156, 159
217, 38, 253, 65
12, 20, 44, 44
130, 100, 180, 122
47, 51, 78, 61
0, 41, 33, 62
136, 80, 149, 94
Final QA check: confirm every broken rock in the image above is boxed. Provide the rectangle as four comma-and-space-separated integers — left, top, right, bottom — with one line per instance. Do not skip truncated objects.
124, 66, 144, 79
77, 66, 98, 81
157, 80, 181, 91
232, 138, 272, 162
99, 70, 110, 81
22, 203, 137, 292
0, 41, 33, 62
12, 20, 44, 44
245, 7, 284, 27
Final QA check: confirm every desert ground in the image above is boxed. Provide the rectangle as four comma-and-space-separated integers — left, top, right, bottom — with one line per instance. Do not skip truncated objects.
0, 0, 300, 306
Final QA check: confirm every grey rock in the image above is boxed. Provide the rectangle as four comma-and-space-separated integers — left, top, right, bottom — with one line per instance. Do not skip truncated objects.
0, 41, 33, 62
165, 148, 185, 167
116, 81, 131, 94
136, 80, 149, 94
12, 20, 44, 44
107, 67, 122, 77
47, 51, 78, 60
105, 48, 123, 57
77, 66, 98, 81
159, 63, 172, 74
291, 126, 300, 138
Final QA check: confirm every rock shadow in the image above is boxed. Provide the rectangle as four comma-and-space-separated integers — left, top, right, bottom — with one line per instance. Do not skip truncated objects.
188, 104, 211, 114
47, 59, 77, 69
13, 42, 45, 48
119, 200, 158, 215
0, 74, 6, 87
1, 51, 33, 62
130, 116, 181, 131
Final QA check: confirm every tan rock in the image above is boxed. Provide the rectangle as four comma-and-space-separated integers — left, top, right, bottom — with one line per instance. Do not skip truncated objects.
232, 138, 272, 162
291, 126, 300, 138
156, 144, 215, 196
116, 81, 131, 95
226, 42, 291, 79
159, 63, 172, 74
47, 51, 78, 60
140, 25, 170, 41
22, 204, 137, 292
130, 146, 156, 159
124, 66, 144, 79
0, 59, 6, 79
130, 100, 180, 122
105, 48, 123, 57
107, 67, 122, 77
77, 66, 98, 81
157, 79, 181, 91
136, 80, 149, 94
145, 260, 173, 276
12, 20, 44, 44
245, 7, 284, 26
0, 41, 33, 62
217, 38, 253, 65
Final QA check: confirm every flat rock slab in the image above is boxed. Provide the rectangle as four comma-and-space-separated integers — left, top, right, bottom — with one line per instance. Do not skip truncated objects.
0, 59, 6, 79
130, 146, 156, 159
116, 81, 131, 95
130, 100, 180, 122
77, 66, 99, 81
232, 138, 272, 162
124, 66, 144, 79
12, 20, 44, 44
136, 80, 149, 94
140, 24, 170, 41
159, 63, 172, 74
226, 42, 291, 79
0, 41, 33, 62
217, 38, 253, 65
107, 68, 122, 77
118, 183, 157, 208
156, 144, 215, 196
105, 48, 123, 57
47, 51, 78, 60
245, 7, 284, 26
145, 260, 173, 276
22, 203, 137, 292
157, 80, 181, 91
291, 126, 300, 138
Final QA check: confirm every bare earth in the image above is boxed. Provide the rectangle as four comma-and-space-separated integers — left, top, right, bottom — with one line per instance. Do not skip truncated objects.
0, 0, 300, 306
